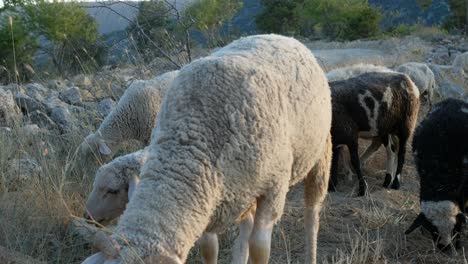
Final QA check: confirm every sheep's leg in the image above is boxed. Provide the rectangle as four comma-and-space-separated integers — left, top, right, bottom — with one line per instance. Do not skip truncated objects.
304, 133, 331, 264
383, 135, 399, 188
328, 146, 340, 192
348, 142, 367, 196
391, 134, 407, 190
200, 232, 218, 264
232, 209, 255, 264
339, 146, 355, 181
360, 138, 382, 169
249, 190, 287, 264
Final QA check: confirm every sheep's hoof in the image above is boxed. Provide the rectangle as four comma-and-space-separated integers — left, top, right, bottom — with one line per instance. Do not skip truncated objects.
383, 174, 392, 188
391, 179, 400, 190
358, 183, 367, 196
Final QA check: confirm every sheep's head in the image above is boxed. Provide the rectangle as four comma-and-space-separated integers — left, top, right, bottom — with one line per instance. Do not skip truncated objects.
81, 232, 183, 264
80, 133, 113, 161
84, 164, 139, 224
405, 200, 466, 253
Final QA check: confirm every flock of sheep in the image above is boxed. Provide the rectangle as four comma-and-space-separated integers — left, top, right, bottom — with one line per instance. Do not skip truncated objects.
75, 34, 468, 264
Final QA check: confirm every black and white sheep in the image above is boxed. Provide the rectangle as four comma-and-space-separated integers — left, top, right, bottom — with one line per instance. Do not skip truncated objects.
328, 72, 420, 196
81, 34, 332, 264
405, 98, 468, 253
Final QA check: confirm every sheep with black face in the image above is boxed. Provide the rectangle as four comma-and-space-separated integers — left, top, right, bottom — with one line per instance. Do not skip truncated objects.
406, 98, 468, 253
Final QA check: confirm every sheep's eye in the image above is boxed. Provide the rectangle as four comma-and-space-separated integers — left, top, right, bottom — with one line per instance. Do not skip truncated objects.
107, 189, 120, 195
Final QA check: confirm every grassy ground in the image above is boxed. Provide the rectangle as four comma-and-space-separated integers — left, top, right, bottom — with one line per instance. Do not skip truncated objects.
0, 101, 467, 264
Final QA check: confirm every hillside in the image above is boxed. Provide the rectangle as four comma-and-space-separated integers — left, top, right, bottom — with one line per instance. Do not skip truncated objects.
85, 0, 451, 35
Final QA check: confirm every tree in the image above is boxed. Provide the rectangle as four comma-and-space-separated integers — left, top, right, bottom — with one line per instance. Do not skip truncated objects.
128, 0, 173, 62
23, 0, 104, 75
255, 0, 299, 34
0, 12, 37, 83
184, 0, 243, 47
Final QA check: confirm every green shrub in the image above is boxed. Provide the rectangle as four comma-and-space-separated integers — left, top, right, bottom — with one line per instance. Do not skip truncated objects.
299, 0, 381, 40
0, 13, 37, 83
24, 0, 105, 75
184, 0, 243, 47
255, 0, 381, 40
255, 0, 299, 35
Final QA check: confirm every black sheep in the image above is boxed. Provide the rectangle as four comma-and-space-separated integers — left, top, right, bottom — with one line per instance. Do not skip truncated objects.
406, 98, 468, 252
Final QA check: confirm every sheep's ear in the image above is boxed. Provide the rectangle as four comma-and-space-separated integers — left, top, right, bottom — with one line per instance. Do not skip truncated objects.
98, 140, 112, 155
81, 252, 108, 264
128, 176, 140, 200
405, 213, 426, 235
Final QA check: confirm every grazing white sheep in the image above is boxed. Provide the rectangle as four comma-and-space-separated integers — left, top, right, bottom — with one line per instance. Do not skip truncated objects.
81, 34, 332, 264
83, 149, 148, 224
325, 63, 392, 82
83, 148, 254, 264
395, 62, 435, 106
77, 70, 178, 165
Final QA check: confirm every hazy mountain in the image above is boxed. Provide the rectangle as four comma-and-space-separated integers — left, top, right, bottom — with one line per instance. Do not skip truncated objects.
85, 0, 451, 36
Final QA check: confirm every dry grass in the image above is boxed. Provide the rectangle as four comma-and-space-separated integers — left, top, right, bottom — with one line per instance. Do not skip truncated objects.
0, 99, 467, 263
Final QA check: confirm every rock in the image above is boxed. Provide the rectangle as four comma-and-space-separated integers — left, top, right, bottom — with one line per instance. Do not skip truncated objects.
43, 95, 67, 113
436, 81, 465, 99
0, 89, 21, 127
59, 87, 82, 105
47, 80, 67, 90
24, 83, 48, 101
73, 74, 92, 88
7, 157, 42, 190
22, 124, 43, 137
50, 106, 76, 133
28, 110, 56, 130
0, 127, 12, 137
0, 83, 21, 93
97, 98, 115, 117
15, 93, 46, 114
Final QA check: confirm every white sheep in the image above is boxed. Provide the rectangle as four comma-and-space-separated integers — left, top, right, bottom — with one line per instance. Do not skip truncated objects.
395, 62, 435, 106
83, 149, 254, 264
325, 63, 392, 82
81, 34, 332, 264
77, 70, 178, 166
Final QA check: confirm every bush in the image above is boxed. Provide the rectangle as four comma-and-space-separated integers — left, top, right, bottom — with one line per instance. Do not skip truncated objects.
255, 0, 381, 40
184, 0, 243, 47
442, 0, 466, 32
0, 13, 37, 83
255, 0, 299, 35
24, 0, 105, 75
299, 0, 381, 40
127, 0, 173, 63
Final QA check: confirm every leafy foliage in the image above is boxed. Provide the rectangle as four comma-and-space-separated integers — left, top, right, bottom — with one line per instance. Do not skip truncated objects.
184, 0, 243, 46
23, 0, 104, 74
0, 13, 37, 83
255, 0, 299, 34
442, 0, 467, 31
255, 0, 381, 40
127, 0, 173, 62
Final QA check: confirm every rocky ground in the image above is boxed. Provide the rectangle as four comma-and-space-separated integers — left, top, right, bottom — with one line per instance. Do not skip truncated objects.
0, 36, 467, 263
